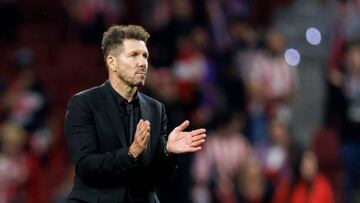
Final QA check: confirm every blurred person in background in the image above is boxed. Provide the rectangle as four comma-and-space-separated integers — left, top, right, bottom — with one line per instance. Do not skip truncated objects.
325, 3, 360, 201
172, 28, 219, 129
191, 111, 251, 203
236, 156, 272, 203
327, 40, 360, 203
4, 48, 49, 133
231, 19, 259, 75
244, 29, 297, 146
0, 122, 47, 203
62, 0, 123, 44
0, 122, 27, 202
341, 40, 360, 203
339, 41, 360, 202
64, 24, 207, 203
326, 0, 360, 126
255, 118, 292, 195
271, 150, 335, 203
1, 48, 51, 162
310, 128, 343, 203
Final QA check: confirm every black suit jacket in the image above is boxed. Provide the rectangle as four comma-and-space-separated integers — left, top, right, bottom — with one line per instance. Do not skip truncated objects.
64, 81, 178, 203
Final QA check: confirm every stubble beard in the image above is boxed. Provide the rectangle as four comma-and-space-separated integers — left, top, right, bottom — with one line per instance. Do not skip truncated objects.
134, 72, 147, 87
116, 71, 146, 88
129, 76, 146, 88
136, 78, 146, 87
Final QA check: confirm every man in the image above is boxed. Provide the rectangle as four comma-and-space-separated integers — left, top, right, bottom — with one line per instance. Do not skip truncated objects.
64, 25, 207, 203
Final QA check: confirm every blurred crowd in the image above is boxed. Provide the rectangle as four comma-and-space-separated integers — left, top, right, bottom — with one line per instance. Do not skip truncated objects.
0, 0, 359, 202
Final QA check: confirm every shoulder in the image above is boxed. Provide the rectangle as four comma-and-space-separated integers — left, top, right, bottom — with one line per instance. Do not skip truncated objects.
138, 92, 163, 106
316, 174, 332, 187
70, 83, 106, 104
73, 85, 103, 99
66, 83, 107, 111
138, 92, 166, 115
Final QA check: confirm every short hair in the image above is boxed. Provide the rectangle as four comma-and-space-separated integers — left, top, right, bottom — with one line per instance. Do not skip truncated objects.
101, 25, 150, 59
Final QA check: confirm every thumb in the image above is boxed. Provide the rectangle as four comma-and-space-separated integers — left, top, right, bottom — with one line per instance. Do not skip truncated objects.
176, 120, 190, 131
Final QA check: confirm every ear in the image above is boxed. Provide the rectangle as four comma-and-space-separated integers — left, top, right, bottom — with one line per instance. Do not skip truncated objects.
106, 55, 117, 71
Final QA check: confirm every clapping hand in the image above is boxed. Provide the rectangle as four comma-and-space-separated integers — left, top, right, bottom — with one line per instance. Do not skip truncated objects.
166, 120, 206, 154
129, 119, 150, 158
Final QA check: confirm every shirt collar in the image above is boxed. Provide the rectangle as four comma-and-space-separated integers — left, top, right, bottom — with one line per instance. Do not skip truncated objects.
108, 84, 139, 106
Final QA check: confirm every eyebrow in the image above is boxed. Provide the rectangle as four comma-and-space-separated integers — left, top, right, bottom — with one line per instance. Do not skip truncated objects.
128, 50, 149, 56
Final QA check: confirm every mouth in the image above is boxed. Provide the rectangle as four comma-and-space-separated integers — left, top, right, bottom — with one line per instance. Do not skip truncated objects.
136, 72, 146, 76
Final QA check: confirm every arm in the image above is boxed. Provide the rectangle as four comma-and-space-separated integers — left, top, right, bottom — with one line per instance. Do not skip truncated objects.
64, 95, 135, 181
152, 104, 207, 184
151, 104, 179, 185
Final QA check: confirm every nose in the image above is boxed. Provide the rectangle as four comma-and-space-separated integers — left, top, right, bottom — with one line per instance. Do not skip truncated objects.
137, 57, 147, 68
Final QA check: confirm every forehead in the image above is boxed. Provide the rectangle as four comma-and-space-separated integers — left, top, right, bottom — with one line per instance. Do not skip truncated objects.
121, 39, 148, 53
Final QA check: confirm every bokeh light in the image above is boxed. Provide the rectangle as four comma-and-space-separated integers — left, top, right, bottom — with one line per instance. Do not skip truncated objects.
284, 48, 301, 66
306, 27, 322, 45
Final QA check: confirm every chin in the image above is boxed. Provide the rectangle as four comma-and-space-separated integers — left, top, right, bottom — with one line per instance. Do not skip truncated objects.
135, 81, 145, 87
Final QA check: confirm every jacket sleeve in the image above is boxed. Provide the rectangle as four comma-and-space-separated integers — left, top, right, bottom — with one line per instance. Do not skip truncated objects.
64, 95, 134, 181
151, 103, 179, 185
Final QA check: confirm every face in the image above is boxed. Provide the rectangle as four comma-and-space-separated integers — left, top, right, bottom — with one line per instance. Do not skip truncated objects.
270, 122, 289, 146
266, 31, 285, 55
108, 39, 149, 87
346, 46, 360, 73
300, 151, 318, 182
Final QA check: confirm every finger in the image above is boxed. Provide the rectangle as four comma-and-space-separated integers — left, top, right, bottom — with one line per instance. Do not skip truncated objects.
175, 120, 190, 131
140, 127, 149, 140
143, 120, 150, 127
191, 129, 206, 136
140, 120, 149, 132
136, 119, 144, 132
133, 122, 142, 140
144, 132, 150, 144
137, 119, 144, 126
189, 146, 202, 152
141, 132, 150, 145
142, 120, 150, 132
135, 122, 148, 141
143, 134, 150, 152
191, 139, 205, 147
135, 122, 146, 138
192, 133, 206, 142
137, 132, 149, 149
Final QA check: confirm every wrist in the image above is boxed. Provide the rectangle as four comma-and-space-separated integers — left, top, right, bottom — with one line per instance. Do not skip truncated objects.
164, 144, 172, 156
129, 145, 139, 158
128, 148, 139, 163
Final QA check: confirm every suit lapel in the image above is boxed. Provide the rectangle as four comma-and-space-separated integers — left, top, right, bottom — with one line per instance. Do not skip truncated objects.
138, 93, 153, 165
138, 93, 150, 121
101, 81, 127, 146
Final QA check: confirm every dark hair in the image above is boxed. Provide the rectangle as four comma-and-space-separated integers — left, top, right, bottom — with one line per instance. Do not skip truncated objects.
101, 25, 150, 59
344, 39, 360, 53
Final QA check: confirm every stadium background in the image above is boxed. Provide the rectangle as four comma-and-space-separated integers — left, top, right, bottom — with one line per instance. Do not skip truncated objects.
0, 0, 359, 202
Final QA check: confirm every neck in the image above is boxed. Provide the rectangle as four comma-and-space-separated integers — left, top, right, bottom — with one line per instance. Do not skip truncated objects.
109, 75, 137, 102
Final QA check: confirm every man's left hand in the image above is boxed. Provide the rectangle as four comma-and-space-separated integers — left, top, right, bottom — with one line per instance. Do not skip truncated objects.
166, 120, 206, 154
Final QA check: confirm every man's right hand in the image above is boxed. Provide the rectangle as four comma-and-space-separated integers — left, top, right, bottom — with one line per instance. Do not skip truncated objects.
129, 119, 150, 159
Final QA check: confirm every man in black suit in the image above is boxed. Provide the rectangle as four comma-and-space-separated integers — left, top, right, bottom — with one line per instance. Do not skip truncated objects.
64, 25, 207, 203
